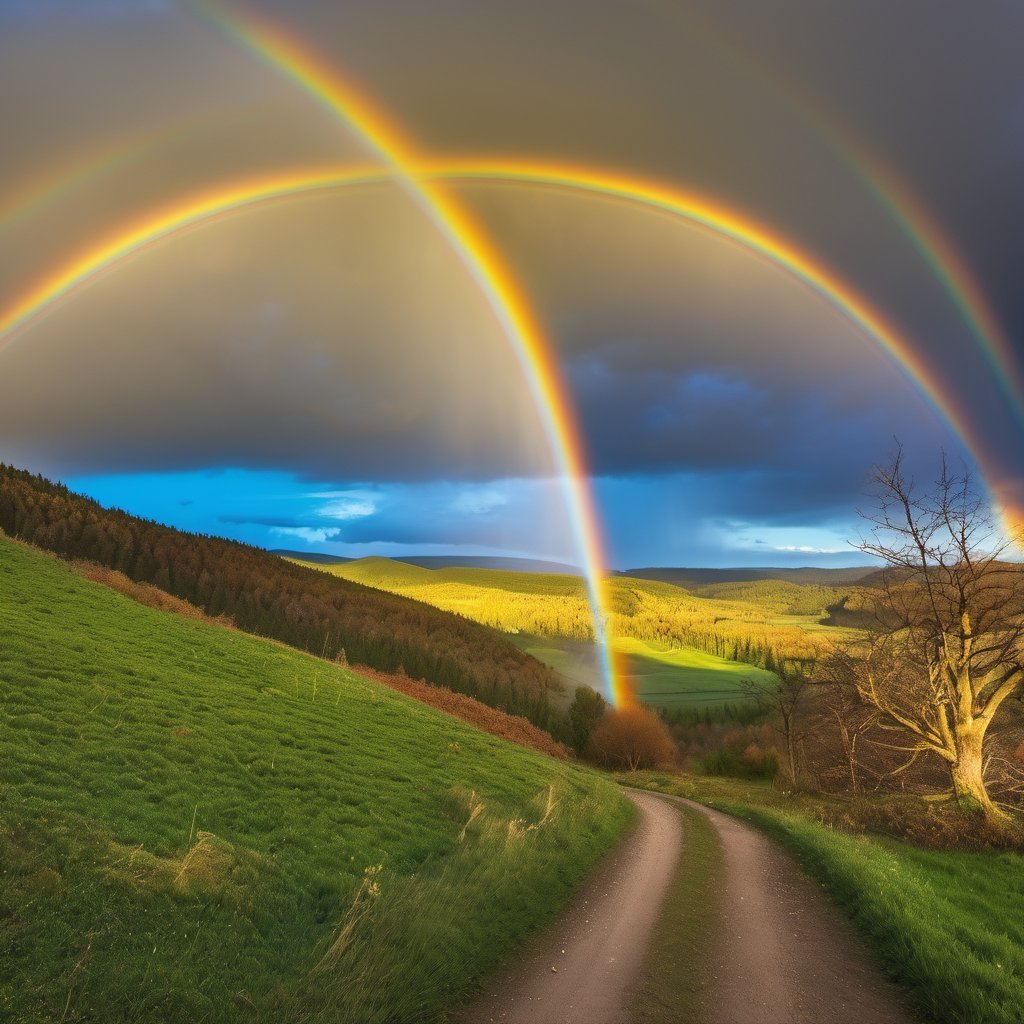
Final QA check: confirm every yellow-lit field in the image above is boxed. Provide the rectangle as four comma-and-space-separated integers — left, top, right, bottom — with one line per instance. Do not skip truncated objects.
292, 557, 862, 706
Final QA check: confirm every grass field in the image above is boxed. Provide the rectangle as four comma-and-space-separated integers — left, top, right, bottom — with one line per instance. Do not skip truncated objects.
611, 638, 777, 706
0, 537, 632, 1023
627, 773, 1024, 1024
508, 634, 777, 710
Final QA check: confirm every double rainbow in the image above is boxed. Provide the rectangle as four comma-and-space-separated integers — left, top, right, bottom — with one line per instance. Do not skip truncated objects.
1, 6, 1019, 706
1, 160, 1015, 656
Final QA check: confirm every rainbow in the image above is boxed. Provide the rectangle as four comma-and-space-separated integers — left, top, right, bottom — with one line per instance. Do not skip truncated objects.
171, 1, 628, 706
641, 0, 1024, 433
196, 3, 1024, 568
825, 139, 1024, 434
1, 160, 1018, 543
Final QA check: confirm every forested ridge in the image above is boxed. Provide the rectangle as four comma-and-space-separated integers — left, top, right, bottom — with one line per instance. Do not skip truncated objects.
0, 465, 564, 730
315, 557, 837, 677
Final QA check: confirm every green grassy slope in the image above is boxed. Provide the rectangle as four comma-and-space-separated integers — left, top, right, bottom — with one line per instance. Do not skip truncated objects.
0, 537, 631, 1023
0, 466, 567, 733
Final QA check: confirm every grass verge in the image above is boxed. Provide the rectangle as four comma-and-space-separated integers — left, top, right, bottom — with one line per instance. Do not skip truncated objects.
626, 773, 1024, 1024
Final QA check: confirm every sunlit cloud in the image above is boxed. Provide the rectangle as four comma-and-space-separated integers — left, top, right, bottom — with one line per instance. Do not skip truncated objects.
773, 545, 849, 555
315, 493, 378, 520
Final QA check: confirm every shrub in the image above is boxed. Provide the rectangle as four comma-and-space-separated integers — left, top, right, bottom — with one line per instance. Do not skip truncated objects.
587, 706, 677, 770
568, 686, 607, 753
695, 740, 779, 780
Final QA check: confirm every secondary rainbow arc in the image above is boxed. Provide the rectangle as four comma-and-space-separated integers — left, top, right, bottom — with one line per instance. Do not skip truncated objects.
0, 160, 1016, 547
641, 0, 1024, 434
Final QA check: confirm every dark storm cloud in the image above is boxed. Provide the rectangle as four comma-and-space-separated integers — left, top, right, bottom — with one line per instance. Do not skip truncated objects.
249, 0, 1024, 486
2, 0, 1022, 562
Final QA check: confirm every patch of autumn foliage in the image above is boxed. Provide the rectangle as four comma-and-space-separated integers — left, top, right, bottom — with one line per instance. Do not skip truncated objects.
587, 706, 677, 770
356, 667, 572, 761
74, 561, 235, 628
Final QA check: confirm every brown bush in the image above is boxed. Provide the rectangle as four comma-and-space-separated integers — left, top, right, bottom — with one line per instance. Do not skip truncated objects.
587, 706, 677, 770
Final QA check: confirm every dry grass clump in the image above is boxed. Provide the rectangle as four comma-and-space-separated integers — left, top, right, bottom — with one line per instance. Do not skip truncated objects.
100, 829, 245, 895
356, 667, 572, 760
172, 831, 239, 891
73, 561, 234, 628
312, 864, 384, 974
507, 784, 558, 841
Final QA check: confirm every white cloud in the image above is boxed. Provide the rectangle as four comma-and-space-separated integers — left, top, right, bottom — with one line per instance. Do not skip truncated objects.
312, 492, 378, 520
773, 545, 848, 555
451, 488, 509, 515
271, 526, 342, 544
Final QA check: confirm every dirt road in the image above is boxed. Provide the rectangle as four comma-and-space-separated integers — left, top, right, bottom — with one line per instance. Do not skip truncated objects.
666, 795, 915, 1024
459, 790, 682, 1024
461, 789, 916, 1024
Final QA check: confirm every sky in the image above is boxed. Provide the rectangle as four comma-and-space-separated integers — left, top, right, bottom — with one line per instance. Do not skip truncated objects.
0, 0, 1022, 568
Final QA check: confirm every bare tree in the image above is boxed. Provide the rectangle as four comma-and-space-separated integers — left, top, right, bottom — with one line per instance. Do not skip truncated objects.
743, 667, 811, 787
849, 447, 1024, 821
819, 681, 880, 794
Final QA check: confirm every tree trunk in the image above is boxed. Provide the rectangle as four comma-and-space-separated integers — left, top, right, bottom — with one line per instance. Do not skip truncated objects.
950, 724, 1003, 821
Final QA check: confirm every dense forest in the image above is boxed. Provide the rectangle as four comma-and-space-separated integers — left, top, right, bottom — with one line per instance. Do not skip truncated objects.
0, 465, 565, 732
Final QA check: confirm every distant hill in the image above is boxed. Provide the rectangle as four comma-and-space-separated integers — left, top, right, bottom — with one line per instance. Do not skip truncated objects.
397, 554, 582, 574
274, 551, 876, 584
621, 566, 879, 587
270, 548, 353, 565
296, 556, 852, 687
275, 550, 581, 574
0, 464, 565, 732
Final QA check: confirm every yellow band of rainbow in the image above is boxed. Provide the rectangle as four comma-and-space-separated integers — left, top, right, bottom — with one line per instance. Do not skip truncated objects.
1, 162, 1018, 593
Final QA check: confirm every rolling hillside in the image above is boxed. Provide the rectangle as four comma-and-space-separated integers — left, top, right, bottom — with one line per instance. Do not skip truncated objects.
621, 566, 879, 587
0, 465, 566, 733
271, 551, 581, 574
0, 535, 631, 1022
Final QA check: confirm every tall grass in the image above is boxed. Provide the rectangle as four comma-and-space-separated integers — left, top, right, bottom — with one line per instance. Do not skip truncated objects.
283, 785, 626, 1023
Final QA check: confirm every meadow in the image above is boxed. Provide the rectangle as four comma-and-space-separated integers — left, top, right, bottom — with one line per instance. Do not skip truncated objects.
508, 633, 778, 710
0, 536, 631, 1023
298, 557, 858, 707
627, 773, 1024, 1024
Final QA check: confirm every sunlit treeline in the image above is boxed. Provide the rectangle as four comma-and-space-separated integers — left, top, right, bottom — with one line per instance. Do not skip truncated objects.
317, 561, 857, 675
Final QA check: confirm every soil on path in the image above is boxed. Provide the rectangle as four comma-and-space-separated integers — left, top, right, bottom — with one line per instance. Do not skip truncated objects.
459, 790, 682, 1024
665, 794, 917, 1024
